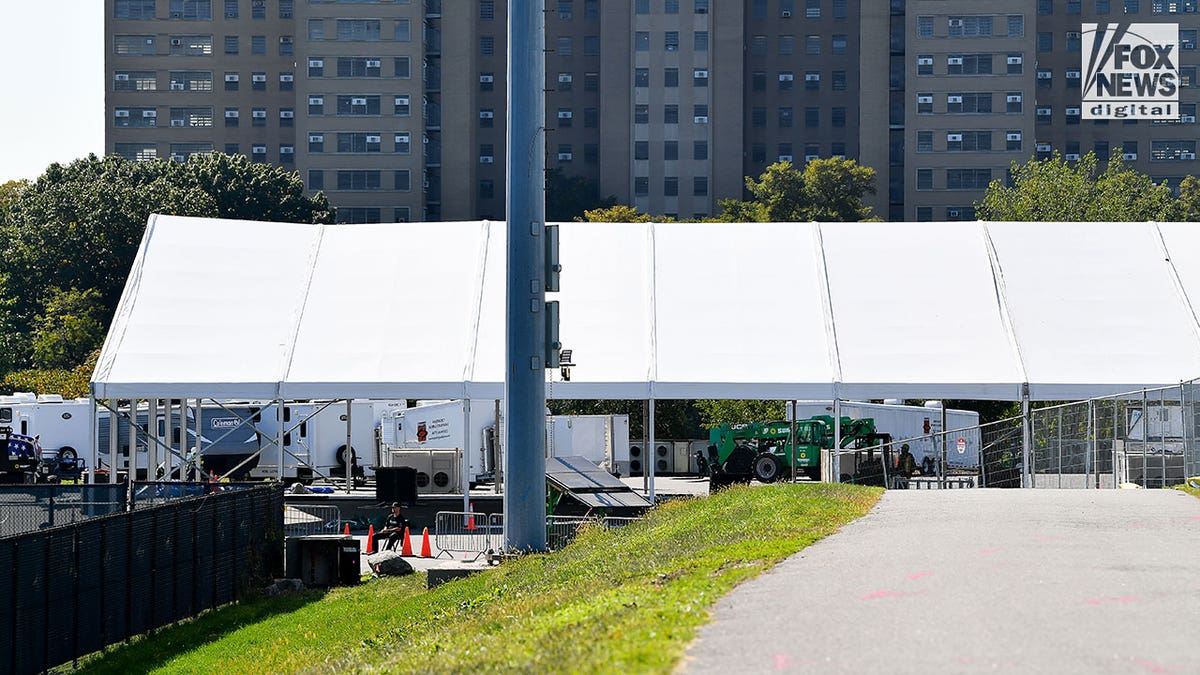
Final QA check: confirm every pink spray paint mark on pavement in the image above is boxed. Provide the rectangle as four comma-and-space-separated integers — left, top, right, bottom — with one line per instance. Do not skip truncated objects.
979, 548, 1002, 555
861, 589, 928, 600
906, 570, 935, 580
1083, 595, 1139, 606
1132, 658, 1173, 673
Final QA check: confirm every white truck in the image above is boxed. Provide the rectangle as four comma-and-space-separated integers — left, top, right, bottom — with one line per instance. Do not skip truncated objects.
787, 400, 982, 468
379, 399, 629, 493
0, 394, 93, 460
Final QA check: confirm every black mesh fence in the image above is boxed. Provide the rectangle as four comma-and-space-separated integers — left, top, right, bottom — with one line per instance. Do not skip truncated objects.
0, 484, 127, 539
0, 483, 282, 675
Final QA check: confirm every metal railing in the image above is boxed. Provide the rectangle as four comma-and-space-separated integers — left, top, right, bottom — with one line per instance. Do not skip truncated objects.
283, 503, 342, 537
0, 484, 128, 539
432, 512, 644, 558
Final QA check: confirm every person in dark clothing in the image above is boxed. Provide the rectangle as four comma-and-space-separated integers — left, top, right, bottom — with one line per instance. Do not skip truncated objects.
374, 502, 409, 552
898, 444, 918, 477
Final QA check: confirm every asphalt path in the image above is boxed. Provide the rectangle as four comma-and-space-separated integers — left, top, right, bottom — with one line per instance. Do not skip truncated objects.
683, 489, 1200, 675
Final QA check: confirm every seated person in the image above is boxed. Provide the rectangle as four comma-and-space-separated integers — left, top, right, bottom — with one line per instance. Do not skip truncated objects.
373, 502, 410, 552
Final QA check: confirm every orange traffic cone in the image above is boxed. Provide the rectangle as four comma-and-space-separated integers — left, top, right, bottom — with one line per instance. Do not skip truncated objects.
366, 524, 375, 554
401, 527, 413, 556
467, 502, 476, 531
344, 523, 350, 535
420, 527, 432, 558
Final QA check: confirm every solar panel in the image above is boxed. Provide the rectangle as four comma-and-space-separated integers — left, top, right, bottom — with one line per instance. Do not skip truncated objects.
546, 456, 651, 508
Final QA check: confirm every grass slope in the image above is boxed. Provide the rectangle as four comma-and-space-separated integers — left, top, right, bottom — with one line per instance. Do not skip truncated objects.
78, 483, 880, 675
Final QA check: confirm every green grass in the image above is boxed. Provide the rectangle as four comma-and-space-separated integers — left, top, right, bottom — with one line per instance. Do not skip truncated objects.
1174, 479, 1200, 498
77, 483, 880, 674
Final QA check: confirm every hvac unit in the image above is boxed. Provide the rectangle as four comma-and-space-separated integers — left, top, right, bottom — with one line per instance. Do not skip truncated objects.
804, 72, 818, 81
946, 133, 963, 142
252, 74, 267, 82
143, 110, 157, 117
280, 74, 294, 82
366, 59, 381, 68
1065, 153, 1081, 160
351, 97, 367, 106
557, 152, 573, 161
309, 59, 324, 68
947, 208, 963, 219
281, 146, 294, 154
673, 442, 691, 476
366, 134, 381, 143
1037, 71, 1052, 79
1007, 94, 1022, 102
947, 95, 963, 103
917, 57, 933, 66
480, 110, 494, 119
226, 74, 239, 82
694, 69, 708, 78
1183, 115, 1197, 123
115, 73, 130, 81
1007, 132, 1022, 141
781, 9, 792, 17
480, 155, 494, 163
479, 74, 494, 83
252, 110, 266, 118
1123, 152, 1138, 160
948, 18, 964, 26
804, 154, 819, 161
1066, 107, 1081, 116
1066, 70, 1081, 79
1182, 152, 1197, 160
1036, 143, 1052, 152
779, 154, 794, 162
115, 110, 130, 118
628, 443, 644, 475
309, 96, 323, 105
309, 134, 323, 143
170, 119, 186, 127
1007, 56, 1023, 65
654, 442, 673, 474
558, 73, 572, 83
1037, 107, 1052, 115
225, 110, 238, 118
558, 110, 572, 119
279, 36, 293, 44
170, 82, 185, 91
170, 38, 183, 46
917, 95, 934, 104
281, 110, 294, 118
694, 115, 709, 123
947, 57, 964, 65
428, 450, 460, 494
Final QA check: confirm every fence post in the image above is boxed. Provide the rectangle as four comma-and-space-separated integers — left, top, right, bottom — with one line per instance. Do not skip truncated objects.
1021, 387, 1033, 488
1160, 387, 1168, 488
1141, 389, 1149, 487
72, 526, 81, 665
1087, 400, 1096, 489
42, 534, 51, 674
48, 487, 55, 529
9, 540, 17, 675
1057, 407, 1063, 489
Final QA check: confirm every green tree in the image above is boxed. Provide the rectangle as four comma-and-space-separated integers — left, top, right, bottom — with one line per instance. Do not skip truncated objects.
30, 288, 107, 369
977, 152, 1177, 222
693, 400, 786, 428
2, 349, 98, 399
579, 204, 658, 222
1171, 175, 1200, 221
546, 169, 616, 222
719, 158, 877, 222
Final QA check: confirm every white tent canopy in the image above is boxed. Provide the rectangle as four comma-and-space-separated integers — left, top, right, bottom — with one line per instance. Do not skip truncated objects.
91, 215, 1200, 402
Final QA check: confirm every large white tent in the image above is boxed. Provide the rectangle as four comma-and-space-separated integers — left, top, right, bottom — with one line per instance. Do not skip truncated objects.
91, 215, 1200, 402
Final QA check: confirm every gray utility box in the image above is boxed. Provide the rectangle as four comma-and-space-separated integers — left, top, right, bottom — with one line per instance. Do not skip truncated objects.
285, 535, 361, 587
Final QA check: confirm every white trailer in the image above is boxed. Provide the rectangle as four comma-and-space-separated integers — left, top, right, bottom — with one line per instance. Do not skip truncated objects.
547, 414, 630, 473
250, 400, 380, 481
787, 400, 982, 468
0, 394, 93, 460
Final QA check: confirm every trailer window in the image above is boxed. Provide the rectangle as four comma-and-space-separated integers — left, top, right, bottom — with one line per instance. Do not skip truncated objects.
172, 428, 181, 444
299, 421, 307, 437
0, 408, 10, 423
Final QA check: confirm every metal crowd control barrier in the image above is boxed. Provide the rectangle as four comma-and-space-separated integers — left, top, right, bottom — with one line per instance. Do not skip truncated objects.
283, 503, 342, 537
433, 512, 644, 558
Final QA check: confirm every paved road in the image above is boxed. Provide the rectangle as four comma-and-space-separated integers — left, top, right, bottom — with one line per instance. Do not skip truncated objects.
684, 489, 1200, 675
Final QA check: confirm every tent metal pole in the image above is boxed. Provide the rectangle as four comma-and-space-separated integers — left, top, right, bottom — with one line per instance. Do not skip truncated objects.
277, 399, 285, 483
1142, 389, 1148, 487
89, 397, 98, 484
648, 398, 656, 504
494, 399, 502, 494
642, 400, 649, 494
1160, 387, 1167, 489
790, 400, 798, 484
108, 399, 118, 483
1021, 386, 1032, 488
833, 398, 841, 483
195, 398, 203, 481
462, 398, 471, 511
345, 399, 352, 493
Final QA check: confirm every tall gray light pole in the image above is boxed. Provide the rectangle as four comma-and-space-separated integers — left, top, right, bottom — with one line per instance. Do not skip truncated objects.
503, 0, 548, 551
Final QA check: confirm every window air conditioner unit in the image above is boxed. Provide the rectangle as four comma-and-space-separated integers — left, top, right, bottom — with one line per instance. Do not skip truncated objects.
480, 111, 494, 118
366, 59, 381, 68
366, 135, 381, 143
280, 36, 293, 44
778, 154, 793, 162
281, 110, 294, 118
252, 74, 267, 82
480, 74, 494, 82
1066, 107, 1080, 115
781, 10, 792, 17
1037, 71, 1052, 79
225, 110, 238, 117
1184, 115, 1197, 123
947, 57, 964, 65
171, 154, 187, 161
395, 96, 409, 105
917, 57, 933, 66
558, 111, 572, 118
395, 134, 408, 142
694, 69, 708, 78
947, 95, 963, 103
557, 152, 573, 160
280, 74, 294, 82
1007, 56, 1023, 64
252, 110, 266, 118
309, 134, 323, 143
694, 115, 709, 123
1065, 153, 1081, 160
1123, 152, 1138, 160
1036, 143, 1051, 151
1182, 152, 1197, 159
226, 74, 239, 82
170, 82, 185, 90
1007, 132, 1022, 141
143, 110, 157, 117
781, 73, 795, 81
949, 18, 964, 26
309, 97, 323, 105
947, 133, 963, 141
170, 119, 185, 127
1037, 107, 1052, 115
480, 156, 494, 163
1007, 94, 1022, 102
1186, 41, 1197, 50
947, 208, 962, 218
804, 73, 817, 81
309, 59, 324, 68
804, 154, 819, 161
115, 73, 130, 81
351, 97, 367, 105
115, 110, 130, 117
170, 38, 183, 46
918, 95, 934, 103
1066, 70, 1081, 79
281, 146, 294, 154
252, 148, 266, 156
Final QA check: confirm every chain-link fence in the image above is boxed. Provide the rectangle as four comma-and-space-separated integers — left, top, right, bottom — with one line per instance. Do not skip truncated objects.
130, 481, 263, 509
0, 484, 128, 539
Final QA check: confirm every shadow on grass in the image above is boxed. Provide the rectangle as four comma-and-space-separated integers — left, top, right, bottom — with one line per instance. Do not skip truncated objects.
74, 589, 329, 675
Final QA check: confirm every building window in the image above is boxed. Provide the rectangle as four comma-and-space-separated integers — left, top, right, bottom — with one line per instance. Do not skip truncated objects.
694, 177, 708, 196
279, 36, 293, 56
279, 108, 294, 127
308, 95, 324, 115
1066, 31, 1082, 51
664, 104, 679, 124
251, 72, 266, 90
169, 35, 213, 56
635, 68, 649, 87
394, 133, 410, 153
169, 106, 213, 127
308, 133, 324, 153
946, 168, 992, 189
1008, 15, 1024, 37
1097, 0, 1111, 10
1151, 140, 1197, 160
916, 207, 933, 221
249, 107, 266, 126
806, 35, 820, 55
247, 35, 264, 54
695, 31, 709, 51
338, 19, 382, 41
337, 58, 383, 78
557, 36, 573, 55
114, 71, 157, 91
694, 141, 708, 160
309, 58, 324, 77
481, 0, 496, 19
584, 144, 598, 163
832, 35, 847, 55
948, 16, 992, 38
169, 0, 212, 20
917, 93, 933, 114
948, 54, 993, 75
917, 16, 934, 38
805, 107, 819, 127
224, 72, 239, 90
114, 143, 158, 162
115, 0, 157, 19
665, 31, 679, 51
917, 55, 933, 76
480, 72, 494, 92
917, 131, 933, 152
1039, 0, 1053, 13
917, 169, 933, 190
224, 35, 239, 54
224, 108, 239, 127
635, 104, 649, 124
333, 95, 381, 116
394, 96, 410, 115
693, 69, 709, 86
1125, 0, 1140, 11
169, 70, 213, 91
1007, 54, 1024, 75
753, 71, 766, 91
1006, 131, 1022, 151
635, 141, 649, 161
664, 68, 679, 88
308, 170, 324, 191
635, 177, 649, 196
337, 170, 382, 191
832, 107, 847, 127
337, 208, 382, 224
251, 0, 265, 18
584, 107, 599, 127
832, 71, 846, 90
946, 130, 991, 151
779, 107, 794, 127
114, 107, 158, 128
946, 206, 976, 221
695, 0, 709, 13
752, 107, 766, 128
664, 177, 679, 197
